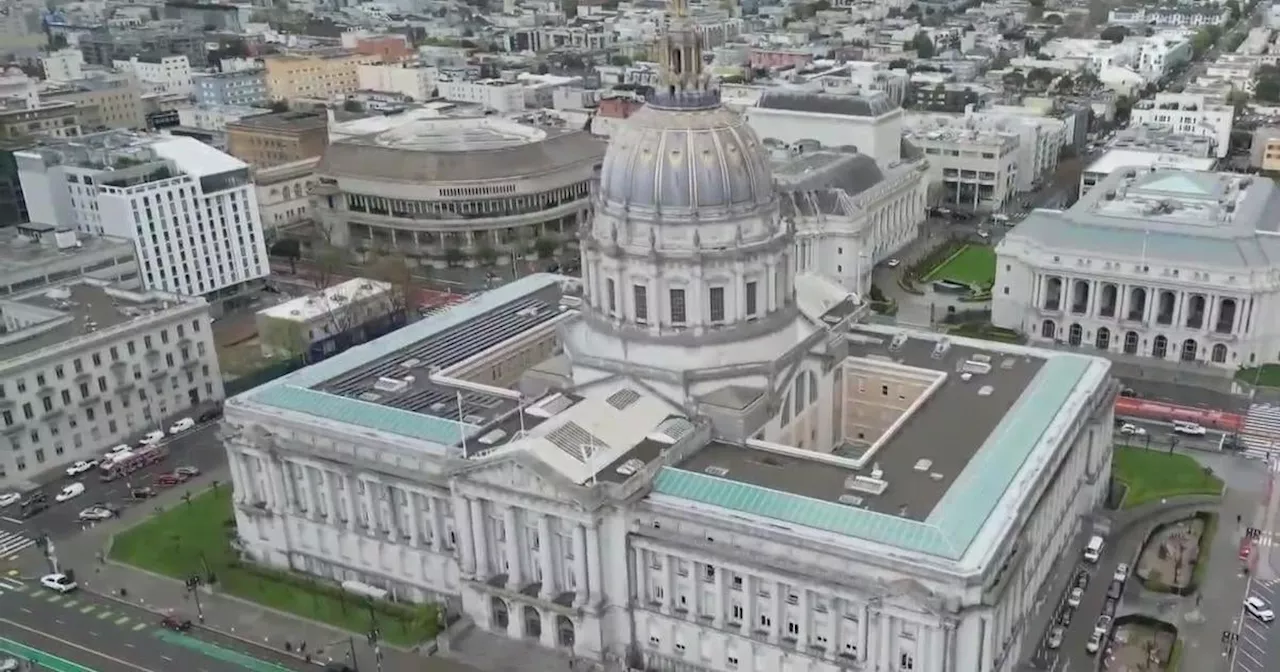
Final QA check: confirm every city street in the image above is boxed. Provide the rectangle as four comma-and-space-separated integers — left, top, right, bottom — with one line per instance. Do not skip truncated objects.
0, 424, 227, 546
0, 573, 309, 672
1231, 578, 1280, 672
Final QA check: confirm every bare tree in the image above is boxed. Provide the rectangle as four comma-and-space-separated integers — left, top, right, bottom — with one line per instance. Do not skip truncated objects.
367, 253, 419, 316
311, 244, 347, 293
258, 316, 310, 363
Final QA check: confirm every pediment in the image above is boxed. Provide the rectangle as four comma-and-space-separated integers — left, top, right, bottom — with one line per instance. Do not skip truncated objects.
464, 455, 576, 504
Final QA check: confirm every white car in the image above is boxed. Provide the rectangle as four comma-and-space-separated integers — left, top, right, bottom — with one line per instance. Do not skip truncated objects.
168, 417, 195, 435
886, 258, 901, 268
1047, 626, 1064, 650
78, 505, 115, 521
140, 430, 165, 446
1119, 423, 1147, 436
977, 230, 991, 239
1085, 631, 1103, 654
1247, 596, 1276, 623
1093, 615, 1112, 636
40, 573, 77, 593
55, 482, 85, 502
0, 493, 20, 507
105, 444, 131, 457
1113, 563, 1130, 583
1173, 422, 1207, 436
65, 459, 97, 477
1067, 586, 1084, 608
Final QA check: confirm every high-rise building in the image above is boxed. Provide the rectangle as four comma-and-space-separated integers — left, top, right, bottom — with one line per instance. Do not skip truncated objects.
15, 132, 269, 303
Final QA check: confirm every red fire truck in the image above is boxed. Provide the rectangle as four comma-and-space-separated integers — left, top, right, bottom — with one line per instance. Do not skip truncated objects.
99, 444, 168, 482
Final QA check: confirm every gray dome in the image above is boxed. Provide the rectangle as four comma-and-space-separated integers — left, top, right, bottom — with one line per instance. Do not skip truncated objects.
598, 103, 774, 215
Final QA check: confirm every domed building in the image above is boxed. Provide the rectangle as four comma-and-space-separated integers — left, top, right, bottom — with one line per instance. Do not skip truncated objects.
564, 0, 824, 410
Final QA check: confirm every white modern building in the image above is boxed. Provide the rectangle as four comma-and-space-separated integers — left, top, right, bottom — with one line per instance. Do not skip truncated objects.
40, 48, 85, 83
905, 125, 1019, 211
223, 8, 1117, 672
1079, 124, 1217, 197
254, 277, 397, 359
16, 131, 271, 302
994, 169, 1279, 370
177, 104, 269, 133
905, 111, 1066, 193
113, 54, 193, 97
1129, 93, 1234, 158
743, 90, 905, 165
436, 78, 526, 113
0, 279, 223, 485
357, 63, 438, 101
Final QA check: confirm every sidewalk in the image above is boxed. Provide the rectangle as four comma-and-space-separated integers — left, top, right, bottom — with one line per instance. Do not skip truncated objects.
34, 470, 482, 672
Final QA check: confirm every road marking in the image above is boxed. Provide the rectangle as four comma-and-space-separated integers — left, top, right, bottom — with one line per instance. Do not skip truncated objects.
132, 623, 146, 632
96, 610, 113, 620
0, 619, 159, 672
1243, 622, 1266, 639
46, 594, 60, 603
4, 570, 15, 577
1238, 646, 1264, 668
0, 517, 21, 524
62, 599, 77, 608
114, 616, 129, 626
0, 578, 22, 590
80, 604, 95, 614
18, 608, 29, 615
161, 656, 173, 662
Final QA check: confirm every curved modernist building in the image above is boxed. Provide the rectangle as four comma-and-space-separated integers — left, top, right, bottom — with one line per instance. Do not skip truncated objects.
311, 113, 605, 263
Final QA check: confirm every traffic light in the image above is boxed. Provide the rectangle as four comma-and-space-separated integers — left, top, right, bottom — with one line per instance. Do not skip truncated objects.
1247, 527, 1262, 540
185, 574, 201, 590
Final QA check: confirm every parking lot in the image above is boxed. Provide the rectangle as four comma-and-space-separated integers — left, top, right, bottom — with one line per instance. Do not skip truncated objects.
0, 422, 227, 554
1232, 578, 1280, 672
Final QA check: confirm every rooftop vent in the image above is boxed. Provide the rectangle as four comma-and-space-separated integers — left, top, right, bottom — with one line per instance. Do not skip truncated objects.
373, 376, 409, 393
478, 429, 508, 446
837, 494, 865, 507
606, 388, 641, 410
400, 358, 421, 369
358, 391, 381, 402
615, 458, 645, 476
978, 385, 994, 396
961, 359, 992, 375
913, 459, 933, 472
845, 473, 888, 495
704, 465, 729, 477
463, 414, 486, 425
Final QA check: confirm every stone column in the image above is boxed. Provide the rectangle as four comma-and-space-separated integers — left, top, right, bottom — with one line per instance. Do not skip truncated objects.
470, 499, 489, 579
797, 588, 809, 648
430, 497, 446, 552
227, 450, 250, 503
858, 604, 869, 662
586, 524, 602, 602
931, 624, 947, 672
879, 612, 893, 671
712, 564, 726, 628
634, 548, 647, 603
538, 514, 555, 598
406, 492, 421, 547
573, 524, 588, 605
362, 478, 378, 532
454, 495, 474, 576
343, 473, 359, 531
661, 553, 674, 613
771, 581, 784, 644
271, 458, 291, 514
504, 507, 522, 589
828, 599, 840, 659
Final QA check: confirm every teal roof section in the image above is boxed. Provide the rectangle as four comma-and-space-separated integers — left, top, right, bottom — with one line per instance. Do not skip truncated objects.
252, 385, 478, 445
650, 354, 1093, 560
243, 274, 564, 446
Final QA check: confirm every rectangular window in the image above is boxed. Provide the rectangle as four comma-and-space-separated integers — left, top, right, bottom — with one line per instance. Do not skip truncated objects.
710, 287, 725, 323
606, 278, 616, 314
745, 281, 758, 316
634, 285, 648, 322
670, 288, 686, 325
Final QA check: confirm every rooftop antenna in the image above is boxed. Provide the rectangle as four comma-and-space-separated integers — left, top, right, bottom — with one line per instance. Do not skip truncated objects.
456, 390, 468, 454
517, 394, 527, 436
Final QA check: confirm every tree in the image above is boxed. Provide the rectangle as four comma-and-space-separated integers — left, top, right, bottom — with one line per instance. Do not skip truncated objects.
258, 316, 309, 361
269, 238, 302, 274
1002, 71, 1026, 90
1100, 25, 1129, 43
367, 254, 418, 315
475, 240, 498, 267
533, 236, 558, 259
1256, 75, 1280, 103
443, 246, 465, 268
342, 99, 364, 113
1056, 74, 1074, 93
609, 54, 632, 66
1044, 13, 1063, 25
311, 245, 347, 293
1227, 0, 1242, 21
911, 32, 935, 59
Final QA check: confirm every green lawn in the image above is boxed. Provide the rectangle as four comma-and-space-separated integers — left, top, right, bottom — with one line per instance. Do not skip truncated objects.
1236, 363, 1280, 388
111, 488, 440, 646
1112, 446, 1224, 509
922, 245, 997, 288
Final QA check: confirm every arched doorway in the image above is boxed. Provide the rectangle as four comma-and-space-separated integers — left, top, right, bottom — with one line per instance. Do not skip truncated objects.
523, 606, 541, 640
1128, 287, 1147, 321
1153, 335, 1168, 359
1123, 331, 1139, 355
1068, 323, 1082, 346
1216, 298, 1238, 334
1212, 344, 1228, 363
1181, 339, 1198, 362
1096, 327, 1111, 351
556, 615, 575, 649
1043, 277, 1063, 310
491, 597, 510, 631
1041, 320, 1056, 339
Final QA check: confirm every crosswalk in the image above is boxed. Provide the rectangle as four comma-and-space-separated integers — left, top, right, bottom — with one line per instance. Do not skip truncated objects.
0, 530, 36, 560
1239, 403, 1280, 459
0, 576, 151, 631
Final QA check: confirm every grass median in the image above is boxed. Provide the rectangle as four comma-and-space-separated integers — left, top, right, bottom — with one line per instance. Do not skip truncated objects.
110, 487, 441, 646
1112, 446, 1224, 509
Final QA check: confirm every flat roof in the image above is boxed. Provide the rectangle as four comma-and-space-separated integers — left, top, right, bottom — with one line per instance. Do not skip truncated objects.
225, 111, 327, 132
150, 136, 246, 176
0, 283, 187, 361
653, 329, 1098, 560
258, 278, 391, 322
241, 275, 569, 447
1086, 150, 1216, 176
0, 229, 134, 285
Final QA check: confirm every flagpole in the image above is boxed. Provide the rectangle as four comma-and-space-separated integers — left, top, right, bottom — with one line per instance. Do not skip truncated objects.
456, 391, 468, 453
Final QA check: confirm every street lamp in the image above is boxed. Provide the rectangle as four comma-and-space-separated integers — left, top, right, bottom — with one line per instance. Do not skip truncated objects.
186, 574, 205, 623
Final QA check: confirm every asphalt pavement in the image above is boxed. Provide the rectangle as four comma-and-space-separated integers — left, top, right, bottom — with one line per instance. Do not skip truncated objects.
1232, 578, 1280, 672
0, 424, 227, 548
0, 573, 310, 672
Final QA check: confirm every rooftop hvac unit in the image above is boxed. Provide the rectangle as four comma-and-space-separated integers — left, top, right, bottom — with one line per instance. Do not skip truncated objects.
961, 360, 992, 375
373, 376, 410, 393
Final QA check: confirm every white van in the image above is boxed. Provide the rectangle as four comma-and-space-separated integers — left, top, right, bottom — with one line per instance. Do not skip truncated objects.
1084, 535, 1104, 563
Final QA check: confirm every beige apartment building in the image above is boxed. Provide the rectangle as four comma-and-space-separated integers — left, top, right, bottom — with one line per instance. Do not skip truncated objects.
262, 49, 382, 103
225, 110, 329, 169
41, 74, 146, 131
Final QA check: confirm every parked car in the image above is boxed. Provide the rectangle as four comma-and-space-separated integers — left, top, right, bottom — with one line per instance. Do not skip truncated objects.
1106, 580, 1124, 600
1119, 423, 1146, 436
174, 466, 201, 478
1173, 421, 1208, 436
105, 444, 132, 458
196, 407, 223, 423
1047, 626, 1065, 650
1113, 563, 1130, 583
1086, 631, 1103, 654
1094, 615, 1113, 636
129, 487, 157, 500
155, 474, 181, 487
65, 459, 98, 477
40, 573, 77, 593
140, 430, 165, 446
168, 417, 195, 435
55, 482, 85, 502
1067, 587, 1084, 608
160, 614, 193, 632
1246, 596, 1276, 623
19, 498, 48, 519
1075, 570, 1090, 590
886, 258, 901, 268
78, 505, 115, 521
0, 493, 20, 508
1103, 598, 1117, 618
0, 658, 18, 671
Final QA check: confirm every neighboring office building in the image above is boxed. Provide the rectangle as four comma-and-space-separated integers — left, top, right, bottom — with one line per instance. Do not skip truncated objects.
436, 78, 526, 114
178, 104, 268, 133
0, 99, 81, 140
0, 71, 38, 110
356, 64, 436, 101
905, 81, 982, 113
904, 124, 1020, 211
995, 168, 1277, 370
255, 277, 404, 360
742, 90, 904, 165
0, 140, 29, 227
262, 50, 382, 103
225, 110, 329, 169
41, 74, 147, 132
194, 69, 268, 108
113, 54, 193, 97
1250, 125, 1280, 171
0, 224, 138, 297
163, 1, 242, 32
254, 156, 318, 237
0, 279, 223, 486
40, 49, 85, 83
79, 24, 208, 68
16, 132, 270, 302
1080, 124, 1216, 197
1129, 93, 1234, 158
905, 110, 1066, 193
